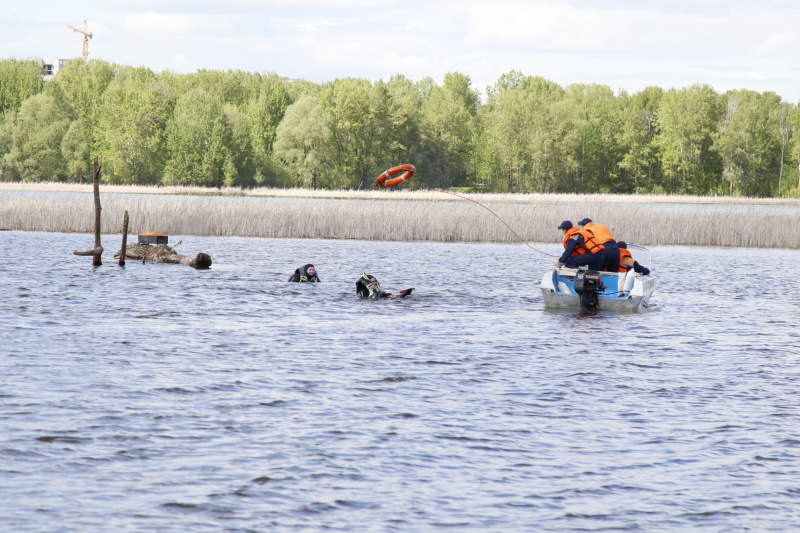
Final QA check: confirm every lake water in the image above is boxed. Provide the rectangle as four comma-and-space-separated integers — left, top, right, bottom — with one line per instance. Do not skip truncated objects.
2, 230, 800, 532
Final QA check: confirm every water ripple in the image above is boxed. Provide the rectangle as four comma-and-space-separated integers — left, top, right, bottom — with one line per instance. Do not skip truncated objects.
2, 233, 800, 531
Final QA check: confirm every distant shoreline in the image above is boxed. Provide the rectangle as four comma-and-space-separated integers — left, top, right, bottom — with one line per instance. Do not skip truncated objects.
2, 183, 799, 248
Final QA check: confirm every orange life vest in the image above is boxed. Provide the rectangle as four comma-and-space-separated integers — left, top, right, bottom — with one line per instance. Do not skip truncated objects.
583, 221, 614, 244
561, 227, 601, 256
561, 227, 578, 248
618, 248, 635, 272
575, 228, 605, 254
562, 228, 586, 256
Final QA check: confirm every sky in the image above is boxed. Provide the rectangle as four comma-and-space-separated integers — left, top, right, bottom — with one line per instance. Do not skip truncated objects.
2, 0, 799, 102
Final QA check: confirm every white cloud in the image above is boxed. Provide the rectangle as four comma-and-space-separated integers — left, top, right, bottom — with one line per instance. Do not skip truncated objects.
710, 71, 767, 81
171, 53, 191, 67
463, 1, 631, 50
755, 30, 799, 55
457, 0, 800, 61
296, 21, 337, 32
263, 0, 388, 6
122, 12, 236, 35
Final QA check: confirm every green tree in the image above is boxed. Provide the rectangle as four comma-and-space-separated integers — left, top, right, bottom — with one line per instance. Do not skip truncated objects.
94, 79, 172, 184
0, 59, 43, 115
419, 72, 478, 188
319, 78, 401, 189
115, 65, 159, 85
480, 73, 538, 192
563, 83, 622, 192
385, 74, 422, 178
535, 97, 581, 192
788, 103, 800, 194
283, 79, 321, 104
177, 69, 262, 107
44, 59, 116, 125
712, 90, 784, 196
163, 88, 230, 186
223, 104, 255, 186
653, 84, 722, 194
479, 72, 567, 192
0, 112, 9, 163
616, 87, 663, 193
273, 94, 334, 189
0, 94, 69, 181
42, 59, 117, 181
61, 119, 93, 182
776, 101, 793, 196
246, 74, 291, 185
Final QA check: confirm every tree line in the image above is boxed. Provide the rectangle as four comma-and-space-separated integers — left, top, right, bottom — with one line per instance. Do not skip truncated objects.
1, 58, 799, 196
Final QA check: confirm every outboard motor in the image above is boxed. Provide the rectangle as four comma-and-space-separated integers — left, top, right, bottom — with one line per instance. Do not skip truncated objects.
574, 269, 605, 310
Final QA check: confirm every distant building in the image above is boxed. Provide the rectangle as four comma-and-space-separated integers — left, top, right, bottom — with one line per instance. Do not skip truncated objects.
38, 58, 69, 82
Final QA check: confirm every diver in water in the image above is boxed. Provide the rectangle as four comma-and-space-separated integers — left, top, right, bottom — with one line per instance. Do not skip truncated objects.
355, 273, 413, 299
288, 264, 320, 282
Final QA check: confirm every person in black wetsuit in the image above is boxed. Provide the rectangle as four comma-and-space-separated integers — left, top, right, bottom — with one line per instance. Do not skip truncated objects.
288, 264, 320, 282
355, 273, 413, 299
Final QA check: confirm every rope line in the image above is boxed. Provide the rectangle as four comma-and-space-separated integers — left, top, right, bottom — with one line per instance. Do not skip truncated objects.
395, 185, 559, 257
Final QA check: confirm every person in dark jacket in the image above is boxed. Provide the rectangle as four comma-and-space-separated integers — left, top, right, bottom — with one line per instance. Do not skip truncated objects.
557, 221, 605, 270
616, 242, 650, 275
288, 264, 320, 282
578, 218, 619, 273
355, 273, 414, 299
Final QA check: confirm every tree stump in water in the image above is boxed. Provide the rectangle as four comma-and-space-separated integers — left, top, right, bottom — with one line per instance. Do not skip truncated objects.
73, 157, 103, 265
118, 211, 129, 267
115, 243, 212, 270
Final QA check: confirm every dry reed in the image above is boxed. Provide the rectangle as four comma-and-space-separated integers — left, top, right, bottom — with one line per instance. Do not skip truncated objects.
3, 181, 800, 205
1, 185, 798, 248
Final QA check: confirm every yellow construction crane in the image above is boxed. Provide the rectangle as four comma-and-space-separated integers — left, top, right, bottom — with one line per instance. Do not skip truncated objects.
66, 20, 93, 60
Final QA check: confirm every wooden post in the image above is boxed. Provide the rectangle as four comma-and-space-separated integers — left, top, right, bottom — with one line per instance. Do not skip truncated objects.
91, 157, 102, 266
73, 157, 104, 264
119, 210, 129, 266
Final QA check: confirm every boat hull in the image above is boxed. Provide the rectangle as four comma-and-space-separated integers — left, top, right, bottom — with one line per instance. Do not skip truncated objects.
540, 267, 656, 311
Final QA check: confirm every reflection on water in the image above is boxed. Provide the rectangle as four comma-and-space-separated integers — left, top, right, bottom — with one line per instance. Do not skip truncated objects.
2, 231, 800, 531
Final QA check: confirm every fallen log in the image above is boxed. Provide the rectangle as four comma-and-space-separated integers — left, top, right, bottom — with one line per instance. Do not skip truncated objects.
115, 243, 212, 270
74, 247, 103, 257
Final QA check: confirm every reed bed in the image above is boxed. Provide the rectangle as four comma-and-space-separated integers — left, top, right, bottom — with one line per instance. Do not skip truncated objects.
2, 191, 798, 248
2, 181, 799, 205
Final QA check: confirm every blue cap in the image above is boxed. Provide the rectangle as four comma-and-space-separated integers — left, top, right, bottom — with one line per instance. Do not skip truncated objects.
577, 218, 592, 226
617, 241, 627, 248
557, 221, 573, 230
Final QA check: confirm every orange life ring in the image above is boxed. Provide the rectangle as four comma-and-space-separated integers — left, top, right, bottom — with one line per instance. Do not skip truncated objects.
375, 164, 415, 187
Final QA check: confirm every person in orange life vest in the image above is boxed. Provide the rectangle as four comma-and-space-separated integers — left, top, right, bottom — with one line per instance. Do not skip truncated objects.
557, 220, 605, 270
616, 242, 650, 275
578, 218, 619, 272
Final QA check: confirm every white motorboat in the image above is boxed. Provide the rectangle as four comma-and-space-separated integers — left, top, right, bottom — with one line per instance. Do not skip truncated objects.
540, 246, 657, 311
